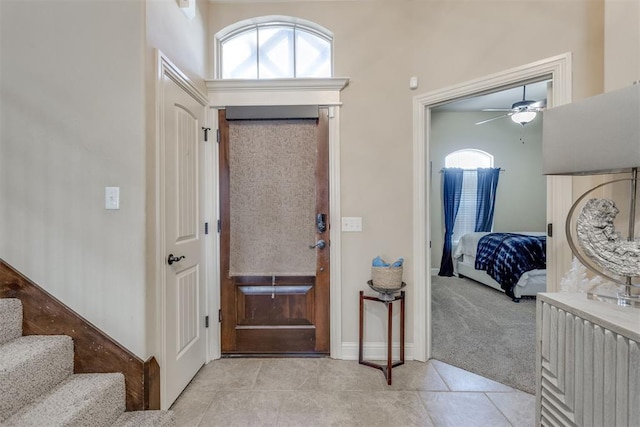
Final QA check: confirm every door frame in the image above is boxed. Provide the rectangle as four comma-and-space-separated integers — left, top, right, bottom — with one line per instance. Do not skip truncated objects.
411, 53, 574, 362
205, 77, 349, 359
154, 51, 211, 409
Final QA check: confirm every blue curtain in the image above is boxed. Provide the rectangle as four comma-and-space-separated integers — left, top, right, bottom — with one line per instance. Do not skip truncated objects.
438, 168, 464, 276
474, 167, 501, 232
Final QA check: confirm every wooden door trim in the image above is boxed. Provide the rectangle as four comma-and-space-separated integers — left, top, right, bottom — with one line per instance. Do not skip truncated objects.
314, 108, 330, 352
217, 109, 234, 352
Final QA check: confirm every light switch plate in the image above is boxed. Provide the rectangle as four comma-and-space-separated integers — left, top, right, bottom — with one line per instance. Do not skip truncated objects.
105, 187, 120, 210
341, 217, 362, 232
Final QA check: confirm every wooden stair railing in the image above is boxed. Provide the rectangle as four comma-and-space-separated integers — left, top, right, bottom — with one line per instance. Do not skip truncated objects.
0, 259, 160, 411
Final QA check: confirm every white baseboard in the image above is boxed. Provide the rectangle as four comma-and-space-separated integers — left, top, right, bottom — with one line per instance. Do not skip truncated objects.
340, 342, 414, 361
430, 268, 439, 276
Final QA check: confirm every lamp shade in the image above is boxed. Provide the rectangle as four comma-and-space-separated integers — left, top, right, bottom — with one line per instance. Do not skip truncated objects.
511, 110, 537, 125
542, 84, 640, 175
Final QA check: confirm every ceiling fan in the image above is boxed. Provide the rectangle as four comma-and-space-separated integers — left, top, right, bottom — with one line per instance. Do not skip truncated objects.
475, 86, 546, 126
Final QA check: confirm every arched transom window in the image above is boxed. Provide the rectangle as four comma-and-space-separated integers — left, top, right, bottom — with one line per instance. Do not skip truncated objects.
216, 16, 333, 79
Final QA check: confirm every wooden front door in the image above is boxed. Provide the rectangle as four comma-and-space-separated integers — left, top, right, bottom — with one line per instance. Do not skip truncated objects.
219, 108, 330, 354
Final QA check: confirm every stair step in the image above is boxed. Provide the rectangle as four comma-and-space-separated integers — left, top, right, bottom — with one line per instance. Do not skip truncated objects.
0, 335, 73, 421
0, 298, 22, 345
112, 410, 176, 427
4, 373, 126, 427
0, 298, 167, 425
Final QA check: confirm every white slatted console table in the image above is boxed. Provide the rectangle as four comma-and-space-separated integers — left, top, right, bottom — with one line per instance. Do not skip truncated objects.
536, 293, 640, 426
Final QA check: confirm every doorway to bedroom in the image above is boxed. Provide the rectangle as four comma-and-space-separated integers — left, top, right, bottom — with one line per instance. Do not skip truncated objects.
428, 81, 549, 393
430, 82, 549, 285
413, 53, 573, 392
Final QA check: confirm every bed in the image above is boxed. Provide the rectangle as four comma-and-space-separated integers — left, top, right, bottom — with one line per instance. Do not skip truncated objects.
452, 231, 547, 302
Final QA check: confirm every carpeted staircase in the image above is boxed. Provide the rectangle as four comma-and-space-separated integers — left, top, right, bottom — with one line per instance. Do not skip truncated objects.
0, 298, 174, 426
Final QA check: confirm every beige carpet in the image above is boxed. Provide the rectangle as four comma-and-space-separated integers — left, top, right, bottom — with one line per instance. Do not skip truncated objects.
431, 275, 536, 394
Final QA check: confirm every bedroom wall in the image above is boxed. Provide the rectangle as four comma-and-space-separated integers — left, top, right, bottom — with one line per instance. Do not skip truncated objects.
207, 0, 604, 349
429, 111, 546, 269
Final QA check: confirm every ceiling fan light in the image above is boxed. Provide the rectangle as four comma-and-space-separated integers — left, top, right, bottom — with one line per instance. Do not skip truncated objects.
511, 110, 537, 125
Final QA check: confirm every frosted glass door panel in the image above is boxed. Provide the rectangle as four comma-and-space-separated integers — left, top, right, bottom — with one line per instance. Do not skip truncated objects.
229, 119, 317, 276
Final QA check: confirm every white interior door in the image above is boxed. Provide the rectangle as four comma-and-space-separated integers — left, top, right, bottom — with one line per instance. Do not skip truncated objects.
163, 74, 206, 407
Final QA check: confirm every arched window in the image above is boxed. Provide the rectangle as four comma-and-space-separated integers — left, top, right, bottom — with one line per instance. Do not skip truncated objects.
444, 149, 493, 169
444, 149, 494, 244
215, 16, 333, 79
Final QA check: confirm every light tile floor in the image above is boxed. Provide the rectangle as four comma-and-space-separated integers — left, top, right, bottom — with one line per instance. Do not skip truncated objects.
170, 358, 535, 427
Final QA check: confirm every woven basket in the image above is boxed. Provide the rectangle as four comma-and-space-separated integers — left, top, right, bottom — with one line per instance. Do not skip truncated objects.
371, 266, 403, 289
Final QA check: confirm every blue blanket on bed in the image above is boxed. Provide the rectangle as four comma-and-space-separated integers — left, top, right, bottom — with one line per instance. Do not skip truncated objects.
474, 233, 546, 297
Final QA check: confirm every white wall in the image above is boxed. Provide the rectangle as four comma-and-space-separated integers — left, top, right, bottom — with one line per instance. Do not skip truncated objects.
0, 0, 147, 355
569, 0, 638, 252
146, 0, 210, 84
601, 0, 640, 263
570, 0, 637, 216
208, 1, 604, 347
0, 0, 210, 359
604, 0, 640, 91
0, 0, 604, 358
429, 111, 546, 268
